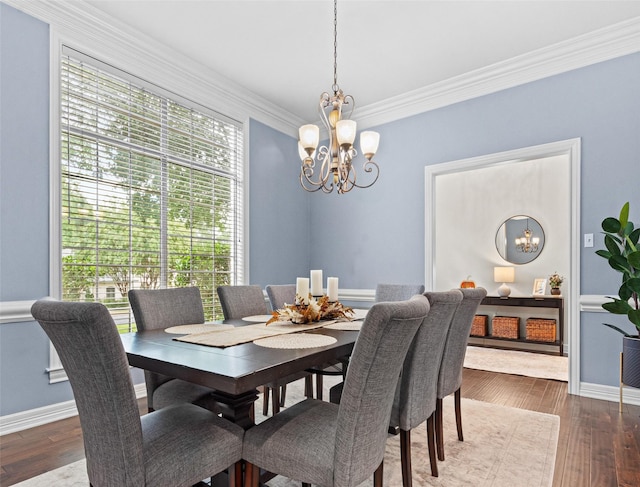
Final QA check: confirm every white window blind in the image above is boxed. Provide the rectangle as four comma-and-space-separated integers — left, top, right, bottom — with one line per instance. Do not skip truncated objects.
60, 48, 244, 330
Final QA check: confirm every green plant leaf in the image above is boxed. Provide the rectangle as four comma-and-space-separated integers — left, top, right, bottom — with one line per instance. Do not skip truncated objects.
602, 323, 632, 337
623, 221, 634, 238
603, 299, 632, 314
619, 202, 630, 228
596, 249, 612, 260
626, 277, 640, 295
630, 228, 640, 247
602, 217, 621, 234
604, 234, 622, 256
609, 254, 631, 273
619, 282, 633, 301
628, 251, 640, 270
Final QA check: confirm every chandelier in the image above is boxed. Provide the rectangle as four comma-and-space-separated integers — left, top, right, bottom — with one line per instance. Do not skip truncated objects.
297, 0, 380, 194
515, 219, 540, 253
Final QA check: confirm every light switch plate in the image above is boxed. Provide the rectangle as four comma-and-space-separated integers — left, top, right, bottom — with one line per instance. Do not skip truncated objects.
584, 233, 594, 248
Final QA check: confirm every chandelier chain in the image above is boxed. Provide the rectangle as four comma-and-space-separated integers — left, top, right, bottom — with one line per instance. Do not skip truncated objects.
333, 0, 338, 92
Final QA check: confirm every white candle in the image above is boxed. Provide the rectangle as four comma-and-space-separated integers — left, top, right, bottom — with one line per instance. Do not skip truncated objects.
327, 277, 339, 302
310, 269, 323, 296
296, 277, 310, 305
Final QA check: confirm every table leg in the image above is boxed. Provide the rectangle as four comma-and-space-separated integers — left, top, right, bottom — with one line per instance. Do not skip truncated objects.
210, 389, 259, 430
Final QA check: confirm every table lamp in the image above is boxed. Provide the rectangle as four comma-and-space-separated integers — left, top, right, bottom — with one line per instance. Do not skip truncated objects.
494, 266, 515, 297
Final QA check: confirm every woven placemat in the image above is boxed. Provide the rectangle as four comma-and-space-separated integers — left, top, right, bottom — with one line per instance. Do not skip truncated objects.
164, 323, 234, 334
253, 333, 337, 349
323, 321, 362, 331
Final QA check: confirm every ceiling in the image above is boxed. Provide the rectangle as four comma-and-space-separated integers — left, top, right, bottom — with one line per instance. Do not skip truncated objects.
80, 1, 640, 123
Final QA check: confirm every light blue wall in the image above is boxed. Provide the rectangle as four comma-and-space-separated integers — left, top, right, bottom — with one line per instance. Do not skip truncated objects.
1, 2, 639, 416
0, 3, 77, 416
248, 119, 310, 288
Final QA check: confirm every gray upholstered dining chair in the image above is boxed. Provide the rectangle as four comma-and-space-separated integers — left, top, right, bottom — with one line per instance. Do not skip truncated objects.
242, 296, 431, 487
128, 287, 219, 413
389, 290, 462, 484
375, 283, 425, 302
217, 285, 269, 320
31, 298, 244, 487
217, 284, 311, 415
435, 287, 487, 461
265, 284, 296, 311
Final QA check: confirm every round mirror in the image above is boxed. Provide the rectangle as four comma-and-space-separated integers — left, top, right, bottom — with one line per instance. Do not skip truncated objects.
495, 215, 545, 264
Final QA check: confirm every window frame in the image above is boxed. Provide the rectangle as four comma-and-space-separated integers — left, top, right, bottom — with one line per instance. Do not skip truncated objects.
48, 38, 249, 383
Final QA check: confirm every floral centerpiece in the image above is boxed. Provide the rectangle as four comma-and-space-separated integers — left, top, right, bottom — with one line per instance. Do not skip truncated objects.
266, 294, 354, 325
549, 272, 564, 289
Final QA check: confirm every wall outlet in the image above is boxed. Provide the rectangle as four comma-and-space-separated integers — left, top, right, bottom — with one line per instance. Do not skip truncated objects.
584, 233, 594, 248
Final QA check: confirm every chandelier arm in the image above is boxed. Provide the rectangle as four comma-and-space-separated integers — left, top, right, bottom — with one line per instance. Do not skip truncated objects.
349, 160, 381, 189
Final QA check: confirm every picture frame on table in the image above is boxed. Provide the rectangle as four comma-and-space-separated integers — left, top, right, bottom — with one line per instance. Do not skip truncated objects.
532, 278, 547, 296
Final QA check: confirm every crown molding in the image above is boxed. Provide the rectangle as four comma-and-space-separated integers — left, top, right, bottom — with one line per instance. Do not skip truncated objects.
356, 16, 640, 129
4, 1, 639, 136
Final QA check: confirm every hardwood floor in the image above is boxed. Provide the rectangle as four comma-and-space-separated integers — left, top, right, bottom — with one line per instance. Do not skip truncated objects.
1, 369, 639, 486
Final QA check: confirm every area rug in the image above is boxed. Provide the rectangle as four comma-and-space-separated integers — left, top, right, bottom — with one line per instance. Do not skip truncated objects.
14, 377, 559, 487
464, 345, 568, 382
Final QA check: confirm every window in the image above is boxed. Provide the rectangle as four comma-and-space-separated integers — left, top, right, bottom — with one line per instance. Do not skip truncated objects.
60, 49, 244, 331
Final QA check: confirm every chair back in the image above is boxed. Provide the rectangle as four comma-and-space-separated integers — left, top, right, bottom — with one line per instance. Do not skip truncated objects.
374, 283, 425, 302
128, 287, 205, 330
391, 290, 462, 430
128, 287, 206, 407
333, 296, 430, 486
31, 299, 145, 486
216, 285, 268, 319
265, 284, 296, 311
437, 287, 487, 399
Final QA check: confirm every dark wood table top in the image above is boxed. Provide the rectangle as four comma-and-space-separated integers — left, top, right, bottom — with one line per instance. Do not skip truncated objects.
120, 320, 357, 396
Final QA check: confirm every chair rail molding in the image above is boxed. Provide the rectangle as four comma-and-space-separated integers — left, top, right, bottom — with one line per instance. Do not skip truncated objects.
0, 300, 36, 324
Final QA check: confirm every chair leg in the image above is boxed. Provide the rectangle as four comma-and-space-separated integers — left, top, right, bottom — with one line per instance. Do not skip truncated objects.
373, 461, 384, 487
400, 429, 412, 487
279, 384, 287, 407
455, 387, 463, 441
262, 387, 270, 416
272, 386, 281, 415
316, 373, 323, 400
304, 375, 313, 397
426, 414, 438, 477
435, 397, 445, 461
244, 461, 259, 487
228, 461, 242, 487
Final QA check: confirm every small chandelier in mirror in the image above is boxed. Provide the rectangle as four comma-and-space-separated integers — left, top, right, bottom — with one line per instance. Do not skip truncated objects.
297, 0, 380, 194
515, 219, 540, 253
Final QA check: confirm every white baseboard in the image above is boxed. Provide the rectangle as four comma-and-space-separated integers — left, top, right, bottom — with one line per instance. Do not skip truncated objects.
579, 381, 640, 406
0, 383, 147, 436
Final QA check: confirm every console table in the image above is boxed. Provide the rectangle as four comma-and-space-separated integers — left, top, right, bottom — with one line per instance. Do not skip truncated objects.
469, 295, 564, 356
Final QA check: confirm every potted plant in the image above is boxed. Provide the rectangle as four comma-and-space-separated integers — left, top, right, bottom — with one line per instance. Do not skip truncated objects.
595, 202, 640, 388
548, 272, 563, 295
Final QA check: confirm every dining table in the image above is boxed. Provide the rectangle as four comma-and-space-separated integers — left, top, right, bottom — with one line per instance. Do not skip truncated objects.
120, 316, 362, 430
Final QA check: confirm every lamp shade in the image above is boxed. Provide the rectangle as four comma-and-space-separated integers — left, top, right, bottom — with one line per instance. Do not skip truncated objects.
335, 119, 357, 146
360, 131, 380, 157
299, 124, 319, 151
298, 142, 315, 162
494, 266, 515, 283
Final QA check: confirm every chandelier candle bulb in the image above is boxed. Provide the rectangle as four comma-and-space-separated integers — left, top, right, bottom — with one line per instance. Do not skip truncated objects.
310, 270, 323, 297
327, 277, 339, 302
296, 277, 310, 305
299, 124, 319, 152
360, 131, 380, 159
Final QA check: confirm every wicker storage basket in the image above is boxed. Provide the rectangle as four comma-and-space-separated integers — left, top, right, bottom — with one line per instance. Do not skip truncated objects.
470, 315, 488, 336
526, 318, 557, 342
492, 316, 520, 339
